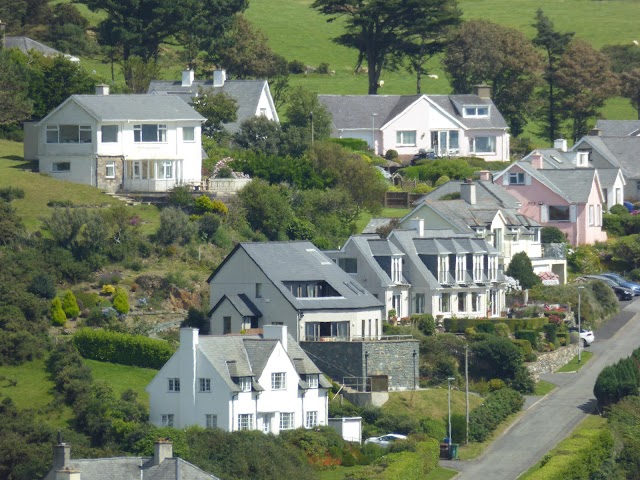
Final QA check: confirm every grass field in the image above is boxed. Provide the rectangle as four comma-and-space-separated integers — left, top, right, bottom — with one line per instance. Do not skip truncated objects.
534, 380, 556, 396
556, 351, 594, 373
382, 388, 484, 420
85, 359, 158, 407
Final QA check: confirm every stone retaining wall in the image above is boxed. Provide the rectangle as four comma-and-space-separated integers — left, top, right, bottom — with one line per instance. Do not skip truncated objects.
527, 346, 578, 381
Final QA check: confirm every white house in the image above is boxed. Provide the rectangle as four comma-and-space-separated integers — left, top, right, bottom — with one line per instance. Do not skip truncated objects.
207, 241, 384, 342
147, 326, 330, 434
148, 69, 279, 133
24, 85, 205, 193
319, 85, 510, 161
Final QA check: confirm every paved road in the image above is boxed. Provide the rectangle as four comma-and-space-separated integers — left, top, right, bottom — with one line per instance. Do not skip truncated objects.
444, 298, 640, 479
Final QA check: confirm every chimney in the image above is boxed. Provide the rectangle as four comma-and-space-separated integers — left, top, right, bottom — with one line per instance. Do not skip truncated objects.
56, 469, 81, 480
553, 138, 567, 152
0, 19, 5, 49
409, 218, 424, 237
460, 179, 476, 205
478, 170, 491, 182
588, 128, 601, 137
472, 84, 491, 99
53, 443, 71, 470
530, 151, 544, 169
95, 84, 109, 96
181, 69, 194, 87
213, 69, 226, 88
153, 440, 173, 466
263, 325, 288, 352
180, 327, 199, 351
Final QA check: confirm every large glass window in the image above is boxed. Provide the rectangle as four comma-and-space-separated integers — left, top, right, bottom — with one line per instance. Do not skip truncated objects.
396, 130, 416, 146
432, 130, 459, 156
470, 136, 496, 154
161, 161, 173, 179
101, 125, 118, 143
134, 124, 167, 142
549, 205, 570, 221
46, 125, 92, 143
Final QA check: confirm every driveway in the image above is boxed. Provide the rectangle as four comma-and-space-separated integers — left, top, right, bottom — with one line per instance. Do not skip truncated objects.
444, 298, 640, 479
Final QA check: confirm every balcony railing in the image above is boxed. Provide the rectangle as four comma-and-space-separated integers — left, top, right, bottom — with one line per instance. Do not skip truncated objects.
541, 243, 566, 259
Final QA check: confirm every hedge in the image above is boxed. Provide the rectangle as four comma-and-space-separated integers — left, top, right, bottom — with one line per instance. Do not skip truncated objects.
469, 388, 524, 442
445, 317, 549, 333
515, 330, 538, 350
381, 439, 440, 480
543, 323, 557, 344
512, 339, 533, 356
557, 332, 569, 346
72, 328, 175, 369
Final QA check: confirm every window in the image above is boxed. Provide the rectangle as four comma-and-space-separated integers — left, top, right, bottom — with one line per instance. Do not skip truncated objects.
455, 254, 466, 283
199, 378, 211, 392
46, 126, 58, 143
101, 125, 118, 143
168, 378, 180, 392
305, 411, 318, 428
463, 106, 489, 117
271, 372, 286, 390
279, 412, 294, 430
457, 292, 466, 312
132, 161, 143, 179
392, 294, 401, 317
52, 162, 71, 172
396, 130, 417, 146
470, 136, 496, 154
205, 414, 217, 428
105, 161, 115, 179
588, 205, 594, 226
161, 414, 174, 427
238, 414, 253, 430
471, 292, 480, 312
223, 316, 231, 334
440, 293, 451, 312
283, 280, 339, 298
306, 375, 319, 388
336, 258, 357, 274
597, 204, 602, 226
161, 161, 173, 179
414, 293, 425, 314
134, 124, 167, 143
255, 283, 262, 298
432, 130, 459, 156
183, 126, 195, 142
576, 151, 589, 167
509, 172, 525, 185
391, 257, 402, 283
239, 377, 252, 392
549, 205, 570, 222
46, 125, 92, 144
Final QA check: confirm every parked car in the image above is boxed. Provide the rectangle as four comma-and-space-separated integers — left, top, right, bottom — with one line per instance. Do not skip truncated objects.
364, 433, 408, 447
580, 275, 635, 301
568, 326, 595, 347
599, 273, 640, 296
410, 148, 436, 165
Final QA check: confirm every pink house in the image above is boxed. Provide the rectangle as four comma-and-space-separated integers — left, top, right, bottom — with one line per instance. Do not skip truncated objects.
494, 153, 607, 245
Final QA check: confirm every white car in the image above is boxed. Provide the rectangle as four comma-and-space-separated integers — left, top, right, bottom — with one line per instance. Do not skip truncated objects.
364, 434, 408, 447
569, 327, 595, 347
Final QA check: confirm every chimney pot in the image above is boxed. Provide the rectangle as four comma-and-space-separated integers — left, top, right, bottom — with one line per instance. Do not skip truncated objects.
530, 151, 544, 169
478, 170, 491, 181
153, 440, 173, 466
472, 84, 491, 99
588, 128, 601, 137
263, 325, 288, 352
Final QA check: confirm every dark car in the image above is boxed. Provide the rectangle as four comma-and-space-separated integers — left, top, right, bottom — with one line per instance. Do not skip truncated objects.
599, 273, 640, 296
581, 275, 635, 300
410, 149, 436, 165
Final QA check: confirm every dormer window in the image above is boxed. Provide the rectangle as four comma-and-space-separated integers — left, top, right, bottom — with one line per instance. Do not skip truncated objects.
238, 377, 251, 392
463, 106, 489, 118
391, 257, 402, 283
306, 375, 319, 388
509, 172, 525, 185
576, 151, 589, 167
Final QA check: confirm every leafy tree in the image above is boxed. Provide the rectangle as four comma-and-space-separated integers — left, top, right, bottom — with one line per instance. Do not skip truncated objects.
0, 50, 33, 124
620, 68, 640, 120
555, 40, 618, 142
540, 226, 565, 244
192, 89, 238, 138
121, 56, 161, 93
442, 19, 543, 137
470, 336, 529, 390
46, 3, 96, 56
27, 274, 56, 299
181, 307, 209, 334
612, 235, 640, 269
532, 9, 574, 144
237, 179, 294, 240
112, 288, 130, 314
50, 297, 67, 326
233, 116, 283, 156
313, 0, 460, 94
155, 207, 197, 245
506, 252, 541, 289
285, 86, 332, 142
0, 200, 26, 245
61, 290, 80, 319
601, 43, 640, 74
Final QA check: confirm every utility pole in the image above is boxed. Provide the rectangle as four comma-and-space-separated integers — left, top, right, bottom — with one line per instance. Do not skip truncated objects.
465, 344, 469, 444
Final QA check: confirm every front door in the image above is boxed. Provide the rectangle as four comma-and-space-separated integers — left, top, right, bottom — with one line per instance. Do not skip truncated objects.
260, 413, 273, 433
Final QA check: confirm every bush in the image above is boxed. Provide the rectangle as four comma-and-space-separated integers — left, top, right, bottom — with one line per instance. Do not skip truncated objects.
385, 149, 398, 161
476, 322, 497, 335
445, 317, 549, 333
72, 328, 175, 368
28, 274, 56, 299
156, 207, 197, 245
469, 388, 524, 442
0, 186, 25, 202
50, 297, 67, 326
512, 339, 533, 356
167, 186, 194, 210
515, 330, 538, 350
112, 288, 130, 314
412, 314, 436, 336
288, 60, 305, 74
61, 290, 80, 319
198, 212, 221, 239
610, 204, 630, 216
540, 226, 566, 244
506, 252, 541, 289
494, 322, 510, 338
194, 195, 228, 216
557, 332, 569, 346
317, 62, 330, 74
543, 323, 557, 344
470, 336, 530, 391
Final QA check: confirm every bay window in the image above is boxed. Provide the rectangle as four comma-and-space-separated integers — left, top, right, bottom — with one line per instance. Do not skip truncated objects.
470, 136, 496, 154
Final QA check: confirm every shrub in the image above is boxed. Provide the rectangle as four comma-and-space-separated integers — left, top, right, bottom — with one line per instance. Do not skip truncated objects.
101, 284, 116, 295
445, 317, 549, 333
515, 330, 538, 350
72, 328, 175, 368
476, 322, 497, 335
61, 290, 80, 319
610, 204, 630, 216
0, 186, 25, 202
488, 379, 506, 391
156, 207, 197, 245
506, 252, 541, 289
167, 186, 194, 210
557, 332, 569, 346
512, 339, 533, 356
494, 322, 510, 338
385, 149, 399, 161
194, 195, 228, 216
470, 336, 530, 391
603, 213, 626, 236
28, 274, 56, 299
317, 62, 330, 74
543, 323, 557, 344
469, 388, 524, 442
419, 418, 446, 440
412, 314, 436, 336
540, 226, 566, 244
439, 192, 461, 200
435, 175, 450, 187
50, 297, 67, 326
112, 288, 130, 314
288, 60, 305, 74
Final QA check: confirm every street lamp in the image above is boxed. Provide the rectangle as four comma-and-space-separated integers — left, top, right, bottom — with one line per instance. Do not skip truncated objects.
371, 113, 378, 154
577, 286, 585, 363
447, 377, 455, 445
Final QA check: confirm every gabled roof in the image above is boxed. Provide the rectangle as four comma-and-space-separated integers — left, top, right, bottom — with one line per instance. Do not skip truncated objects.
5, 36, 78, 61
148, 79, 276, 132
595, 120, 640, 137
419, 179, 521, 209
208, 293, 262, 317
577, 136, 640, 178
520, 148, 577, 169
47, 456, 220, 480
208, 242, 383, 311
40, 94, 205, 124
318, 93, 507, 135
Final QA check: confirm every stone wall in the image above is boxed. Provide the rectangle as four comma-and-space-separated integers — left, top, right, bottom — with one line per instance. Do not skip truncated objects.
301, 339, 420, 391
527, 346, 578, 381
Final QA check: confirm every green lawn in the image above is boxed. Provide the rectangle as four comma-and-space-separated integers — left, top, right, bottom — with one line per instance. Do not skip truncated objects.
426, 466, 459, 480
534, 380, 556, 396
382, 388, 484, 421
556, 351, 594, 373
85, 359, 158, 408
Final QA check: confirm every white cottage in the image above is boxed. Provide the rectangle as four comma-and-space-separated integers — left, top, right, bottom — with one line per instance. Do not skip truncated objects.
25, 85, 205, 193
147, 326, 330, 433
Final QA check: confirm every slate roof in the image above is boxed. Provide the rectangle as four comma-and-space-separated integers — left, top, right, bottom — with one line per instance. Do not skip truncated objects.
46, 456, 220, 480
210, 293, 262, 318
512, 163, 600, 203
595, 120, 640, 137
5, 36, 62, 56
578, 136, 640, 178
520, 148, 577, 169
58, 94, 205, 123
209, 242, 383, 311
597, 168, 625, 191
318, 94, 507, 136
416, 180, 521, 209
148, 79, 272, 132
362, 218, 396, 234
